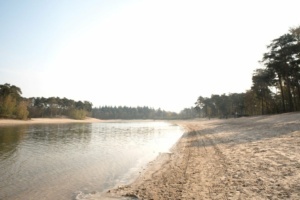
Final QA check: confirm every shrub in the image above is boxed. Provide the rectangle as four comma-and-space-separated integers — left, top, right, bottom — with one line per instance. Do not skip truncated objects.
16, 101, 29, 120
68, 109, 87, 120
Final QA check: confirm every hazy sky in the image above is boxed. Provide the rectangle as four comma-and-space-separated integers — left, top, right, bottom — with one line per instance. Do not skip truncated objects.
1, 0, 299, 112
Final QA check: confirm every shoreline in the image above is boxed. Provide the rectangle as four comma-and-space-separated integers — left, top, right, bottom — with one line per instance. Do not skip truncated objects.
0, 118, 162, 127
105, 112, 300, 199
0, 117, 104, 126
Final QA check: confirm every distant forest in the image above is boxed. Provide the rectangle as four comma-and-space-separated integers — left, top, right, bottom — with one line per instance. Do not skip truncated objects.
1, 26, 299, 120
92, 106, 196, 120
0, 83, 197, 120
0, 84, 93, 120
195, 26, 300, 118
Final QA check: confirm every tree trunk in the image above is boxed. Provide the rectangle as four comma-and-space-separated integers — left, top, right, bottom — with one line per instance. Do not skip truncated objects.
292, 86, 298, 111
297, 84, 300, 111
261, 97, 264, 115
285, 77, 294, 112
278, 76, 286, 112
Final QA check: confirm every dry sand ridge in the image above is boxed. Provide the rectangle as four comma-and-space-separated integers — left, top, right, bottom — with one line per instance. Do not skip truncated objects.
108, 112, 300, 200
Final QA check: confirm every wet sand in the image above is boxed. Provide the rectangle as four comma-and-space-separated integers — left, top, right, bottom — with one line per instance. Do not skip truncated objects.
107, 112, 300, 199
0, 117, 103, 126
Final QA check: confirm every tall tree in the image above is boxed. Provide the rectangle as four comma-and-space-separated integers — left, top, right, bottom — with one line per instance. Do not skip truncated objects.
251, 69, 273, 114
262, 33, 298, 112
289, 26, 300, 109
0, 83, 22, 99
0, 84, 28, 119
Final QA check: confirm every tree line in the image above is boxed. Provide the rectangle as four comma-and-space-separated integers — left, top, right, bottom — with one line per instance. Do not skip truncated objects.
27, 97, 92, 119
92, 106, 192, 120
195, 26, 300, 118
0, 83, 196, 120
0, 83, 93, 120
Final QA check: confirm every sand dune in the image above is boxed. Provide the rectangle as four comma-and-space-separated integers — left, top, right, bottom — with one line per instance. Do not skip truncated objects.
108, 112, 300, 199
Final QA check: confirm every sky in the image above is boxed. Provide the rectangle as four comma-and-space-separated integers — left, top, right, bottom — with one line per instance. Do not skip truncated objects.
1, 0, 300, 112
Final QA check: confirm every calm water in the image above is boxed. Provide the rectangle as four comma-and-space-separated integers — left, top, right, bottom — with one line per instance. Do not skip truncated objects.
0, 121, 183, 200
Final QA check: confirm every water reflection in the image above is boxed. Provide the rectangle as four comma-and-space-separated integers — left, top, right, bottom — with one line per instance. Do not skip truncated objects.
0, 126, 25, 155
26, 123, 92, 145
0, 122, 183, 200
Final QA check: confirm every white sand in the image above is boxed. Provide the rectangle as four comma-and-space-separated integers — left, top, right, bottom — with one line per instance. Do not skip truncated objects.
108, 112, 300, 199
0, 117, 103, 126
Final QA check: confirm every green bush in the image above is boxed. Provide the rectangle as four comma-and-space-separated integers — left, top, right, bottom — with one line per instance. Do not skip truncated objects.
16, 101, 29, 120
68, 109, 87, 120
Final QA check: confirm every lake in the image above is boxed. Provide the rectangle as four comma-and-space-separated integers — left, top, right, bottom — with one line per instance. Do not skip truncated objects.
0, 121, 183, 200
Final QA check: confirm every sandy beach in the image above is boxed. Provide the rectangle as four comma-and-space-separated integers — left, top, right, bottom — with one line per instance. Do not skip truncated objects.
107, 112, 300, 199
0, 117, 103, 126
